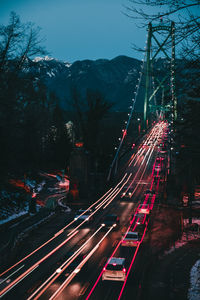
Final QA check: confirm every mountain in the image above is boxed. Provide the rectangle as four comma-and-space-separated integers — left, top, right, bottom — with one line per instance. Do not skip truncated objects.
26, 55, 199, 113
28, 55, 144, 112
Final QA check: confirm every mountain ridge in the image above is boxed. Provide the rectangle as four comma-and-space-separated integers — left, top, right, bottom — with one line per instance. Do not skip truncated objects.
26, 55, 197, 112
28, 55, 144, 112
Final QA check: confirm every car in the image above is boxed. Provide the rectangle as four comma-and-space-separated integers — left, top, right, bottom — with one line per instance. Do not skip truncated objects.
121, 231, 141, 247
74, 209, 93, 224
134, 213, 146, 225
101, 214, 120, 228
156, 157, 161, 161
160, 148, 167, 154
182, 194, 189, 207
121, 191, 132, 200
144, 189, 155, 197
138, 203, 150, 215
102, 257, 126, 281
154, 165, 161, 172
157, 155, 165, 161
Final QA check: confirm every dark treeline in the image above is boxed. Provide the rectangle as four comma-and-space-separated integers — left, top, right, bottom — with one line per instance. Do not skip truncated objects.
0, 12, 138, 186
0, 12, 71, 182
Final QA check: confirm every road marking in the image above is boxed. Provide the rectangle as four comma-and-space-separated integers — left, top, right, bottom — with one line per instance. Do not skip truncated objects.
0, 265, 39, 298
0, 265, 25, 286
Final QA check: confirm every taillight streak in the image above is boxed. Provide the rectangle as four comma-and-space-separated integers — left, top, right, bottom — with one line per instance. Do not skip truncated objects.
86, 205, 140, 300
117, 220, 149, 300
86, 124, 165, 299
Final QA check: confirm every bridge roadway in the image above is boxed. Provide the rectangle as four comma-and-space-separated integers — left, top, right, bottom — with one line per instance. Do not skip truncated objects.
0, 122, 167, 300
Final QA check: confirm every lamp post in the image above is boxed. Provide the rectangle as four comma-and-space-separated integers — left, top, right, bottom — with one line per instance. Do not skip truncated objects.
137, 118, 141, 135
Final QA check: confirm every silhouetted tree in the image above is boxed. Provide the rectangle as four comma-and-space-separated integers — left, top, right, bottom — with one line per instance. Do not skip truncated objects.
71, 88, 113, 171
175, 98, 200, 221
0, 12, 47, 181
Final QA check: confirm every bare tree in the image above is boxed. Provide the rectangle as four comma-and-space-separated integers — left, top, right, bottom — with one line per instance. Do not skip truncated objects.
0, 11, 47, 72
0, 12, 22, 71
125, 0, 200, 57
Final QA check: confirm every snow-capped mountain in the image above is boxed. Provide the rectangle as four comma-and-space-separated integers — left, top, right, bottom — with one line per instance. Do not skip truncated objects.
28, 55, 144, 112
26, 55, 199, 112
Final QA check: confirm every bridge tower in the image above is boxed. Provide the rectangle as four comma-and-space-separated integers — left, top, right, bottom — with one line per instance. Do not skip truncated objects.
144, 21, 177, 129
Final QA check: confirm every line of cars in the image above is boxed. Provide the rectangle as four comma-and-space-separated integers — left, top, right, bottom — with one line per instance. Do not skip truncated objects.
102, 124, 169, 282
71, 194, 153, 282
102, 189, 155, 282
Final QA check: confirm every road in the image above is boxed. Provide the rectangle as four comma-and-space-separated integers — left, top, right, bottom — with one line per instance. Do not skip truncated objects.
0, 121, 168, 300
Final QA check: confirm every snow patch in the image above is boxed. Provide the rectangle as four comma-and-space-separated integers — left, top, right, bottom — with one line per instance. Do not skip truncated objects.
0, 210, 28, 225
163, 218, 200, 256
33, 56, 54, 62
188, 259, 200, 300
64, 62, 72, 68
47, 71, 56, 77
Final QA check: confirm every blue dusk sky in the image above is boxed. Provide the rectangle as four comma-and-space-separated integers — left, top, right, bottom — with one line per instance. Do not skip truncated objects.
1, 0, 163, 63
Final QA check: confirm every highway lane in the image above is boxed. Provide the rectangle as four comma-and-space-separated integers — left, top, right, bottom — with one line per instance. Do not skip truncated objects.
0, 175, 131, 296
68, 123, 166, 300
0, 122, 167, 299
40, 123, 166, 299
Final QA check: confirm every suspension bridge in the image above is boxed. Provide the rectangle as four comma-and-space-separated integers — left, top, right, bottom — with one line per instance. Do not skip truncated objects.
108, 20, 177, 181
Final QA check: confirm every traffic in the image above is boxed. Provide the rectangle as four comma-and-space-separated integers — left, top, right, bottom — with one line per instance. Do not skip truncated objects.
0, 121, 169, 300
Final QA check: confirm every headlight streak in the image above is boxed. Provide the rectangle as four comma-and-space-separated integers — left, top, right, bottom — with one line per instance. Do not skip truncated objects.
1, 179, 128, 281
95, 173, 128, 210
0, 230, 79, 298
102, 188, 120, 209
95, 188, 120, 210
0, 188, 113, 279
123, 145, 153, 198
1, 122, 166, 299
27, 225, 104, 300
95, 174, 128, 209
0, 174, 128, 293
49, 226, 114, 300
129, 124, 158, 168
68, 174, 132, 236
130, 124, 161, 171
128, 127, 155, 168
103, 174, 132, 209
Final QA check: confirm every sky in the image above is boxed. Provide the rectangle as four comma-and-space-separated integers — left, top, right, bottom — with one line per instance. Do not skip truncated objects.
0, 0, 148, 63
